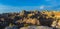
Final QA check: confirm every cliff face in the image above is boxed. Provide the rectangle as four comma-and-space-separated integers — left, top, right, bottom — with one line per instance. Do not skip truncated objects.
0, 10, 60, 29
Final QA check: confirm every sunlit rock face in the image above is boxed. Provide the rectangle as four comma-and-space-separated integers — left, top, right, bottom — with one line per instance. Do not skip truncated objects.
20, 26, 53, 29
57, 20, 60, 28
51, 20, 60, 28
41, 11, 60, 18
23, 18, 40, 25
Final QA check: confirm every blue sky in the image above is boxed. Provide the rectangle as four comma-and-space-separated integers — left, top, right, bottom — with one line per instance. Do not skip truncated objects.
0, 0, 60, 13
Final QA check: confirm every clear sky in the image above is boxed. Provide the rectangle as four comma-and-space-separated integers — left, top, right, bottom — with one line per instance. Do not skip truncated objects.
0, 0, 60, 13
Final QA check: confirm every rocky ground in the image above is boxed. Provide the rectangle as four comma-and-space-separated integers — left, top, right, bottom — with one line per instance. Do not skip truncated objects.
20, 26, 53, 29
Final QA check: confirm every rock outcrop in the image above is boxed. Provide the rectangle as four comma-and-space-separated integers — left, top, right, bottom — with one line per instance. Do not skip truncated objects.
0, 10, 60, 29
